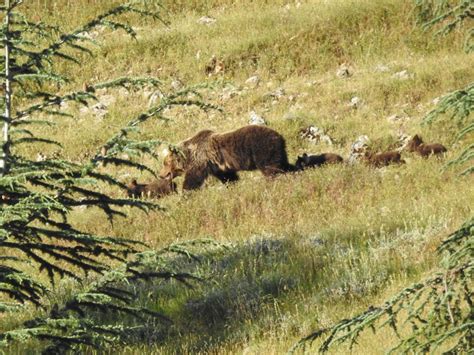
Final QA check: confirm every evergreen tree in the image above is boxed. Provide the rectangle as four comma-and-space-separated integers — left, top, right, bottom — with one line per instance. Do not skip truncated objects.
0, 0, 216, 351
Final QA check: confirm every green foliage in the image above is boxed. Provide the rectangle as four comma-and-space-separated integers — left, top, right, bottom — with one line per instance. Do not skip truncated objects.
424, 82, 474, 174
0, 0, 216, 352
416, 0, 474, 174
292, 217, 474, 353
415, 0, 473, 52
0, 239, 215, 353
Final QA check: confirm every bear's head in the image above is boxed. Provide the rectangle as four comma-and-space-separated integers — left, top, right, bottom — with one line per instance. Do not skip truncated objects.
407, 134, 423, 152
126, 179, 142, 198
159, 148, 186, 180
295, 153, 309, 170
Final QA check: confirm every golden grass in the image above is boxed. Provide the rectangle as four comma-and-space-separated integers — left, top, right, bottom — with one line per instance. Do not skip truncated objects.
4, 0, 474, 353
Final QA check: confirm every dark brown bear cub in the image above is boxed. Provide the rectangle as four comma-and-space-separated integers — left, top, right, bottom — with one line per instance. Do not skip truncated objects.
364, 151, 405, 167
295, 153, 343, 170
407, 134, 447, 157
127, 178, 176, 199
159, 125, 295, 190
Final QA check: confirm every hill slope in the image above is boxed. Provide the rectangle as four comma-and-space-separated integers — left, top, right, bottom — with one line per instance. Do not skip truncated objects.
5, 0, 473, 353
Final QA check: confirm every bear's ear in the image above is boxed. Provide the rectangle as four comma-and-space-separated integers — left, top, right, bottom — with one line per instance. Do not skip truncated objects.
302, 153, 308, 158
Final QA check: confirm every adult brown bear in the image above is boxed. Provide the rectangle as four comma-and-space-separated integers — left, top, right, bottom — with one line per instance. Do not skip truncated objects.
159, 125, 295, 190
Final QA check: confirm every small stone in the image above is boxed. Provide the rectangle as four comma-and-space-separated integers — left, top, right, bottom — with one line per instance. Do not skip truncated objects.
248, 111, 266, 125
432, 96, 441, 105
336, 64, 351, 78
197, 16, 216, 25
392, 70, 413, 80
79, 106, 90, 115
92, 102, 108, 119
349, 96, 362, 109
60, 101, 69, 110
299, 125, 333, 145
36, 152, 47, 162
348, 135, 370, 164
397, 133, 412, 151
220, 86, 241, 101
171, 79, 184, 91
266, 87, 285, 100
118, 87, 129, 97
387, 114, 399, 122
245, 75, 260, 87
148, 90, 164, 106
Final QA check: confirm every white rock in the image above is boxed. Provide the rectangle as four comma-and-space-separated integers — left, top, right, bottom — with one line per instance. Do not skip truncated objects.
397, 133, 412, 151
36, 152, 47, 162
60, 101, 69, 110
392, 70, 413, 80
336, 64, 351, 78
148, 90, 164, 106
387, 114, 409, 123
245, 75, 260, 87
197, 16, 217, 25
266, 87, 285, 100
432, 96, 441, 105
248, 111, 266, 125
92, 102, 108, 119
77, 31, 94, 41
348, 135, 370, 164
220, 86, 241, 101
349, 96, 362, 109
171, 79, 184, 91
79, 106, 90, 115
300, 125, 333, 145
118, 87, 129, 97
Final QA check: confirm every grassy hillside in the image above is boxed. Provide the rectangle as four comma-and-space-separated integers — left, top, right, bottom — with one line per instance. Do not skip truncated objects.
4, 0, 473, 353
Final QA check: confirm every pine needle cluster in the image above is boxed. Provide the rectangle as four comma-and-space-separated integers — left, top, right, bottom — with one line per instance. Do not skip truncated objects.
1, 0, 216, 352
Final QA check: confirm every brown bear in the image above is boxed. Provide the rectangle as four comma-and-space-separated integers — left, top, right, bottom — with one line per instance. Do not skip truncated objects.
364, 151, 405, 167
126, 178, 177, 199
295, 153, 343, 170
159, 125, 295, 190
407, 134, 447, 157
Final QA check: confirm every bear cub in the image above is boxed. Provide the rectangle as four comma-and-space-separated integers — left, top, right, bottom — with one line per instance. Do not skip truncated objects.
364, 151, 405, 167
127, 178, 176, 199
295, 153, 343, 170
407, 134, 447, 157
